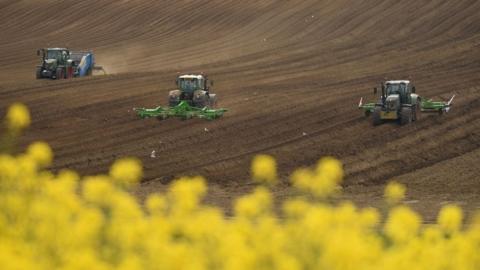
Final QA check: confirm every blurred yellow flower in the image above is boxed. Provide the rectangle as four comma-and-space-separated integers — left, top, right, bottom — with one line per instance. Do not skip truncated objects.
235, 187, 272, 219
109, 157, 143, 187
26, 141, 53, 167
0, 103, 478, 270
82, 176, 115, 205
291, 157, 343, 198
384, 181, 406, 205
251, 154, 277, 185
168, 176, 206, 213
290, 167, 314, 190
146, 194, 167, 215
359, 207, 381, 228
310, 174, 338, 198
5, 102, 30, 131
385, 205, 421, 243
316, 156, 344, 184
437, 204, 463, 234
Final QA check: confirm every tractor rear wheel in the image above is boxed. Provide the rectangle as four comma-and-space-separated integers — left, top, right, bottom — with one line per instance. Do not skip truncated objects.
193, 90, 209, 108
400, 107, 413, 125
372, 107, 383, 126
168, 90, 181, 107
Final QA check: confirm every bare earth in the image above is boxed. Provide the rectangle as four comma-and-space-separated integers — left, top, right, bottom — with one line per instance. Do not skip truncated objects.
0, 0, 479, 221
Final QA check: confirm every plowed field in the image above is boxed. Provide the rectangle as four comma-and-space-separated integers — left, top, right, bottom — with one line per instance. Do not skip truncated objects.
1, 0, 479, 221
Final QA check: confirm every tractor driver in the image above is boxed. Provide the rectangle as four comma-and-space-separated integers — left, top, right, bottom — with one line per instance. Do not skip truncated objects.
184, 78, 197, 91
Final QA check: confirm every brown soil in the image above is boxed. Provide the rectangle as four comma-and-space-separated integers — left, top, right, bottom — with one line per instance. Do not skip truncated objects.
1, 0, 479, 222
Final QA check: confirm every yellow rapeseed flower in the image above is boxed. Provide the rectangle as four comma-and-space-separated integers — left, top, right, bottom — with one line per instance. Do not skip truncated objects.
235, 187, 272, 219
385, 205, 422, 243
309, 174, 338, 198
146, 194, 167, 215
291, 158, 343, 198
290, 167, 314, 191
109, 157, 143, 187
359, 207, 381, 228
0, 108, 478, 270
384, 181, 406, 205
5, 102, 30, 131
437, 204, 463, 234
26, 141, 53, 167
82, 176, 115, 205
316, 156, 344, 184
168, 176, 207, 213
251, 154, 277, 185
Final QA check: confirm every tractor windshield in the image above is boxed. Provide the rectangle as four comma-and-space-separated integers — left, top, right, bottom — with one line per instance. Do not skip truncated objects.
386, 83, 407, 96
46, 50, 62, 60
179, 78, 202, 92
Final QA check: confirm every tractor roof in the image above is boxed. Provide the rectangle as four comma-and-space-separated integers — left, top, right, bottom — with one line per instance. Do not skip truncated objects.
47, 48, 68, 51
386, 80, 410, 84
178, 74, 205, 80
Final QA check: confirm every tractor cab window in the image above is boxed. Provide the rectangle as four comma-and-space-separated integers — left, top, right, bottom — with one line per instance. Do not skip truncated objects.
46, 50, 61, 60
179, 78, 200, 92
386, 83, 407, 96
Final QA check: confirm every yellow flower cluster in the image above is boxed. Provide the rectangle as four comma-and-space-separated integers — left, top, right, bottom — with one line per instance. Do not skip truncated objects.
0, 104, 479, 270
384, 181, 406, 205
251, 154, 277, 185
5, 102, 30, 132
291, 157, 343, 198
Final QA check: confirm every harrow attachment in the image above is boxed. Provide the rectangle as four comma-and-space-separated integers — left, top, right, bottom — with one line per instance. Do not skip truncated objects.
420, 95, 455, 114
134, 101, 227, 121
359, 95, 456, 115
358, 97, 375, 116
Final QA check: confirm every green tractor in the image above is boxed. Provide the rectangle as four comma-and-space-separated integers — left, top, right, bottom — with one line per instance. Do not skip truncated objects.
36, 48, 74, 79
134, 74, 227, 121
359, 80, 455, 126
36, 48, 103, 80
168, 74, 217, 108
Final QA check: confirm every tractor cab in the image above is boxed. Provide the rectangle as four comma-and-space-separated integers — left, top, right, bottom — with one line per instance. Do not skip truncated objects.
176, 75, 212, 93
367, 79, 421, 125
383, 80, 415, 104
38, 48, 70, 65
169, 74, 216, 108
36, 48, 75, 79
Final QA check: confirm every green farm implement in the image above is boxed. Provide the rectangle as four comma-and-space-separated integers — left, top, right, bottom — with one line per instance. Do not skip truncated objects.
135, 74, 227, 121
134, 101, 227, 121
358, 80, 455, 125
420, 95, 455, 114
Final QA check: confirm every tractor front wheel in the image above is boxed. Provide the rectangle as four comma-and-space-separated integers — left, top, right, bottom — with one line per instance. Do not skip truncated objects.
372, 107, 383, 126
400, 107, 413, 125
